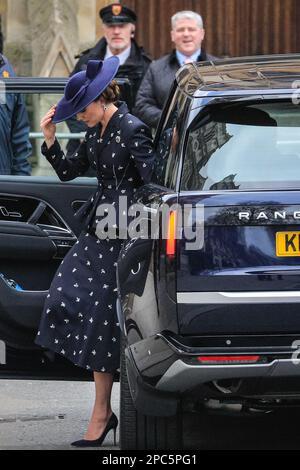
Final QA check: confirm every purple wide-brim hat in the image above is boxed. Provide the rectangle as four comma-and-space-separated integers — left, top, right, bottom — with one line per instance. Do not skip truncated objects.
52, 56, 120, 123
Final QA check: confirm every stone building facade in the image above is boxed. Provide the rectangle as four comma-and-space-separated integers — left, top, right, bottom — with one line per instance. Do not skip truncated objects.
0, 0, 113, 77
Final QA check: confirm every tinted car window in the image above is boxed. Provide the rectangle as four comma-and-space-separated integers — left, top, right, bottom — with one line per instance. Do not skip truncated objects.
181, 101, 300, 191
153, 90, 187, 189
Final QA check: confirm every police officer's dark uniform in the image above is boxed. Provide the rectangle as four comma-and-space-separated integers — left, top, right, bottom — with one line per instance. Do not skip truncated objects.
0, 54, 31, 175
72, 4, 151, 110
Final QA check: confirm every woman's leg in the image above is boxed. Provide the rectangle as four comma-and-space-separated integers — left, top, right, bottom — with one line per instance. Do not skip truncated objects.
84, 371, 114, 440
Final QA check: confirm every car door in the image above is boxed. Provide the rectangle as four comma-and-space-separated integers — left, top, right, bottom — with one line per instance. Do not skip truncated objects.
117, 85, 189, 344
0, 78, 97, 380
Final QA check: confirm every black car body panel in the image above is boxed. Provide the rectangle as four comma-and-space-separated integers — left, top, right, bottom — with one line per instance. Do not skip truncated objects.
177, 192, 300, 335
117, 56, 300, 429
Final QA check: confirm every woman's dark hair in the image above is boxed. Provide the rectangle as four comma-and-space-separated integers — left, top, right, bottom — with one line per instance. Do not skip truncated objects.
100, 80, 120, 103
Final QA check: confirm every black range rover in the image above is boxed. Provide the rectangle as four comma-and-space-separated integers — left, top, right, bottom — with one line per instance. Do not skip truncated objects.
116, 54, 300, 449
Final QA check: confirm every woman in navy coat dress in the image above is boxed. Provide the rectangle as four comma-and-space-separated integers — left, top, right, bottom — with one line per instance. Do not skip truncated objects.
35, 57, 155, 447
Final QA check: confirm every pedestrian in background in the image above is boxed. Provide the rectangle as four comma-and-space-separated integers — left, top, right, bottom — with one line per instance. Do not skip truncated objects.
35, 57, 155, 447
134, 10, 216, 129
0, 53, 31, 175
73, 3, 151, 106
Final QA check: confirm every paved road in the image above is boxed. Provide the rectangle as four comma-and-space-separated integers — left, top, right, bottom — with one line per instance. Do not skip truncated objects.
0, 380, 119, 450
1, 380, 300, 450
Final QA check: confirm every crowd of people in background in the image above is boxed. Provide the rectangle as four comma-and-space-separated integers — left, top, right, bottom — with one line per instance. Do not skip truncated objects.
0, 2, 214, 176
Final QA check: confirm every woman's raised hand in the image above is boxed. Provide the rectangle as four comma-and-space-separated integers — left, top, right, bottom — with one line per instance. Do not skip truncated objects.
41, 105, 57, 148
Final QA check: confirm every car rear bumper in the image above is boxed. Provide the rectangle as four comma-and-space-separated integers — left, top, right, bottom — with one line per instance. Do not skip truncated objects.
156, 358, 300, 392
126, 332, 300, 415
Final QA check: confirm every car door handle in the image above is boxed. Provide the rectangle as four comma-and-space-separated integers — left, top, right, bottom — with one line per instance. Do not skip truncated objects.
27, 201, 47, 224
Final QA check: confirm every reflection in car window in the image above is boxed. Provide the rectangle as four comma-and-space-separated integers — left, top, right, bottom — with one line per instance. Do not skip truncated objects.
181, 101, 300, 191
153, 90, 186, 189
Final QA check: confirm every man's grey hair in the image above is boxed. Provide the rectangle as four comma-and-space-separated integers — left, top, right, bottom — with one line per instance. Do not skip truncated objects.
171, 11, 204, 30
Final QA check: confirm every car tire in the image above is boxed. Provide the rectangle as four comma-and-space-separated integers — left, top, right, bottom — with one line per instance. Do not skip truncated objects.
119, 336, 183, 450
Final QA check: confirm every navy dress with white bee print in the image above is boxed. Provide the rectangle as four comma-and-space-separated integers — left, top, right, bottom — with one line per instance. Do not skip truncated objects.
35, 102, 155, 373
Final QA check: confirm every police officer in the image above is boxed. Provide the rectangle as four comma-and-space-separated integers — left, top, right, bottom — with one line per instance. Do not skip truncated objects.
66, 3, 151, 164
0, 54, 31, 175
72, 3, 150, 108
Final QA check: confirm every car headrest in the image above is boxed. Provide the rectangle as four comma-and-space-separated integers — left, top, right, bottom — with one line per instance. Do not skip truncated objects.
211, 106, 278, 127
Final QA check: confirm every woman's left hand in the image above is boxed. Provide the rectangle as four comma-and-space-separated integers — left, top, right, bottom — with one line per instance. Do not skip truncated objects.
41, 105, 57, 149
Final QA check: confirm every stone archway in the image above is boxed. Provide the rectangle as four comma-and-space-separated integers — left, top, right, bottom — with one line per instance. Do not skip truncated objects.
0, 0, 117, 76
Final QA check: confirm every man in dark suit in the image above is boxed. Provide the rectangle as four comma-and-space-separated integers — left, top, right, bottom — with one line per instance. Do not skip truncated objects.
134, 10, 216, 129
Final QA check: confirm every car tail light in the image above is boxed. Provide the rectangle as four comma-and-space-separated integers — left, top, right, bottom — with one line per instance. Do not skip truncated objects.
197, 355, 260, 365
166, 210, 177, 257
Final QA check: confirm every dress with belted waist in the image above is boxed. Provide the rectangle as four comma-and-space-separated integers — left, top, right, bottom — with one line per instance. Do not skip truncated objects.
35, 102, 155, 373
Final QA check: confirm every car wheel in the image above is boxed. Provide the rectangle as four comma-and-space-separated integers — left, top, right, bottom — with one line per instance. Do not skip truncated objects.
119, 336, 183, 450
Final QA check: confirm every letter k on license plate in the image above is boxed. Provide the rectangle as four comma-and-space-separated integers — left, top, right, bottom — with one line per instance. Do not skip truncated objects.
276, 232, 300, 256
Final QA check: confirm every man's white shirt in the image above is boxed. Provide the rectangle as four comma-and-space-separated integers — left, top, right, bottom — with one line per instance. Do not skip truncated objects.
176, 49, 201, 66
104, 45, 131, 65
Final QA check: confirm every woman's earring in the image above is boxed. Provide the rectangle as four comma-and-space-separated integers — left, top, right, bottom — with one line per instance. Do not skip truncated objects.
103, 105, 107, 111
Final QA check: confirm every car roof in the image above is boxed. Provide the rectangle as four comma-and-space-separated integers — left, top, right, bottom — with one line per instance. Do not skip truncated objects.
176, 54, 300, 97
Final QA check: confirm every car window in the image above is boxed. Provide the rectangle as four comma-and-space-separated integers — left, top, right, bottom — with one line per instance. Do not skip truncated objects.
153, 89, 187, 189
181, 101, 300, 191
28, 92, 88, 177
0, 90, 90, 178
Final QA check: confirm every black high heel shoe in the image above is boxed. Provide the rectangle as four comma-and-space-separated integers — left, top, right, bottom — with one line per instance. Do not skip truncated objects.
71, 412, 118, 448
